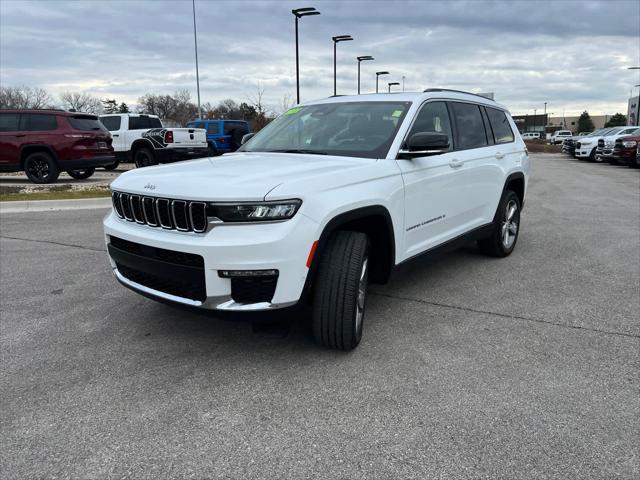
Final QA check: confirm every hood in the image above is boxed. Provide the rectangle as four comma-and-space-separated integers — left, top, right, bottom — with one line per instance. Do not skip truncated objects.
110, 152, 372, 201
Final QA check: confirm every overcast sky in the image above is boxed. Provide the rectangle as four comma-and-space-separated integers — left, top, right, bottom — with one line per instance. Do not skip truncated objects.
1, 0, 639, 116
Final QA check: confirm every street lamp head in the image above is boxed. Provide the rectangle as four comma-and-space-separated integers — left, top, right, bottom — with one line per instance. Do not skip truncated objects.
292, 7, 320, 17
357, 55, 374, 61
376, 71, 389, 76
332, 35, 353, 42
388, 82, 400, 86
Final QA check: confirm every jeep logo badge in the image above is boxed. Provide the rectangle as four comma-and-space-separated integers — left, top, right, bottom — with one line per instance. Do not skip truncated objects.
144, 183, 156, 190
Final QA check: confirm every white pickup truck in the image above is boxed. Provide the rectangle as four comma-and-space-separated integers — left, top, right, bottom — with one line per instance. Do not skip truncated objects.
99, 114, 208, 169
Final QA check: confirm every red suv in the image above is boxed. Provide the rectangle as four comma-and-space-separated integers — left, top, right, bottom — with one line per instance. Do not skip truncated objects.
0, 109, 115, 183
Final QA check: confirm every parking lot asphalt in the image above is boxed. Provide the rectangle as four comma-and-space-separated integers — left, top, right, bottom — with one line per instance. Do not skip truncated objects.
1, 153, 638, 479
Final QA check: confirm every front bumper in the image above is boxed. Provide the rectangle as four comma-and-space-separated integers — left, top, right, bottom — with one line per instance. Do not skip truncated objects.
613, 147, 637, 164
575, 146, 594, 158
103, 210, 319, 311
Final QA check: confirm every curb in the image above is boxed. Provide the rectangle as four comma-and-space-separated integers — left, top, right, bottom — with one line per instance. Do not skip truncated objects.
0, 197, 112, 214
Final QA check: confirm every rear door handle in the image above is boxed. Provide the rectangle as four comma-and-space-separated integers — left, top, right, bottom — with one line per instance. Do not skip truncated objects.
495, 152, 505, 160
449, 159, 463, 169
112, 134, 119, 137
15, 133, 26, 137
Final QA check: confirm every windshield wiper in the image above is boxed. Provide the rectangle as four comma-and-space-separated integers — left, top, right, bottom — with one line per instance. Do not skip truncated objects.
268, 149, 328, 155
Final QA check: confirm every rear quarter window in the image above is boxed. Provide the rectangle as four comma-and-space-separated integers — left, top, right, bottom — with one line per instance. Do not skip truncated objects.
149, 117, 162, 128
129, 116, 150, 130
68, 116, 106, 131
485, 107, 515, 144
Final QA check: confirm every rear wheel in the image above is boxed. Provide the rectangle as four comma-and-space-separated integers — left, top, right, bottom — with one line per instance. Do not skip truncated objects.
103, 160, 120, 170
66, 168, 95, 180
478, 190, 521, 257
208, 143, 219, 156
134, 148, 157, 168
24, 151, 60, 184
312, 231, 370, 351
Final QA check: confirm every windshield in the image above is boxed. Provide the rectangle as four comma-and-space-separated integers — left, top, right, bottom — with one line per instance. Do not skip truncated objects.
239, 101, 412, 159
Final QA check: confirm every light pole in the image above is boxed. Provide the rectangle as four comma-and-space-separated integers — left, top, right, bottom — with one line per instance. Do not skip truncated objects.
534, 108, 537, 133
630, 67, 640, 126
402, 75, 405, 92
332, 35, 353, 96
357, 56, 374, 95
292, 7, 320, 105
192, 0, 201, 119
375, 71, 389, 94
388, 82, 400, 93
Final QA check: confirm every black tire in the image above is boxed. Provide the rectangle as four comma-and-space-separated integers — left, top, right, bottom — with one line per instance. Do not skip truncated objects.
208, 144, 219, 156
589, 148, 597, 162
24, 151, 60, 184
134, 148, 157, 168
312, 231, 370, 351
478, 190, 521, 257
66, 168, 95, 180
103, 160, 120, 171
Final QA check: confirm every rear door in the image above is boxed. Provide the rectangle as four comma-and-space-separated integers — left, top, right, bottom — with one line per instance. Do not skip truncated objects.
23, 113, 59, 156
0, 112, 22, 166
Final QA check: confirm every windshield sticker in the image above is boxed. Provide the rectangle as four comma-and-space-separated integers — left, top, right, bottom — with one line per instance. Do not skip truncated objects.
285, 107, 304, 116
391, 110, 403, 118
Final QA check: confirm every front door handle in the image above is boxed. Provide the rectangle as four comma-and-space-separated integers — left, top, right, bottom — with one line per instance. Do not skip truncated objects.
112, 134, 119, 137
15, 133, 26, 137
449, 159, 463, 169
495, 151, 505, 160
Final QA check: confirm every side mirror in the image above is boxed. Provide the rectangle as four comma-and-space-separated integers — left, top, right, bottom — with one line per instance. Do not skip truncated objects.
398, 132, 450, 158
241, 132, 255, 145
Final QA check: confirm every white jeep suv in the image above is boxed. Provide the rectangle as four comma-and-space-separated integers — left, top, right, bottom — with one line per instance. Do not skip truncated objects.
104, 89, 529, 350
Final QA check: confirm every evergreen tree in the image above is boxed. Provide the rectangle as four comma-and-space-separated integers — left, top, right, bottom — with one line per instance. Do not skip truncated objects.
577, 111, 595, 132
604, 113, 627, 127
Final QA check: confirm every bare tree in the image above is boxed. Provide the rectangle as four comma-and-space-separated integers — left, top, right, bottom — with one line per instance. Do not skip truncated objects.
0, 86, 53, 109
137, 90, 197, 126
279, 93, 293, 114
247, 83, 267, 116
60, 91, 103, 114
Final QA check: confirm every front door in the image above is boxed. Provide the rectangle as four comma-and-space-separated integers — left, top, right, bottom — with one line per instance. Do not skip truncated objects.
397, 100, 463, 259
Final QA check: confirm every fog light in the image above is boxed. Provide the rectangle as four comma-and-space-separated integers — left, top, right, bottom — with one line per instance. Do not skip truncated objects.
218, 269, 279, 278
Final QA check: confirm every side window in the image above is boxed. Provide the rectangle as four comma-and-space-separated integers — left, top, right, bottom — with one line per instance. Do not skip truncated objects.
100, 116, 121, 131
189, 122, 204, 130
25, 114, 58, 131
406, 101, 453, 150
451, 102, 488, 150
485, 107, 515, 144
0, 113, 19, 132
206, 123, 219, 134
128, 116, 150, 130
148, 117, 162, 128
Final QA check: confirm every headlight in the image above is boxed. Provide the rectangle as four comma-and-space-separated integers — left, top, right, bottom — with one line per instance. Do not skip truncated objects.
207, 199, 302, 222
622, 140, 637, 148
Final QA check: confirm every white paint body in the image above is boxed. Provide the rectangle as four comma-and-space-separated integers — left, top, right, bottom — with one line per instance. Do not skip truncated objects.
104, 91, 530, 310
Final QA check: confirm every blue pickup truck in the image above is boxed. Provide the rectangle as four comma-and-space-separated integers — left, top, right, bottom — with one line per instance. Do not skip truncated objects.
185, 120, 250, 155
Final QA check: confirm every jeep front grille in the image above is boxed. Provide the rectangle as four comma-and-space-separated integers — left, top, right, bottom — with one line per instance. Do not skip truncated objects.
112, 191, 207, 233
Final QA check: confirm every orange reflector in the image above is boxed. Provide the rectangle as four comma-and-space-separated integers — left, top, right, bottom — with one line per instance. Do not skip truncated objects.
306, 240, 319, 268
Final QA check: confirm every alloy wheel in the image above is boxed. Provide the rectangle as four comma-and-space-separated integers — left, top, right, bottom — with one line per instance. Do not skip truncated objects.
501, 200, 519, 249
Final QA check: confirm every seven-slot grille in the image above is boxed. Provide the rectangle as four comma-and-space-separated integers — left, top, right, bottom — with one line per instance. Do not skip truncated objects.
112, 191, 207, 233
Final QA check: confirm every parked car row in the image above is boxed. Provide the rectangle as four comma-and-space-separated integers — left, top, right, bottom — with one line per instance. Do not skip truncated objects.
561, 126, 640, 167
0, 108, 253, 183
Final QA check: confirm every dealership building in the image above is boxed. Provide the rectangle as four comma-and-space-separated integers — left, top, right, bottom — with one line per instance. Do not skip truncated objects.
512, 113, 625, 135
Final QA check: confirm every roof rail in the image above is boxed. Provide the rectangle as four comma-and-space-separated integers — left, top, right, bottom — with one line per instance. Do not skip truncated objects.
423, 88, 495, 101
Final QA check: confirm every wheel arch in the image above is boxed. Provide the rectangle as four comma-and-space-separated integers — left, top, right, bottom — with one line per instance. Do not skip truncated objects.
130, 139, 156, 157
308, 205, 396, 289
19, 144, 58, 170
503, 172, 525, 210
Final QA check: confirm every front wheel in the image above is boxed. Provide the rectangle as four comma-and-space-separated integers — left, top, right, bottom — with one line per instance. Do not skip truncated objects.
66, 168, 95, 180
312, 231, 370, 350
478, 190, 521, 257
